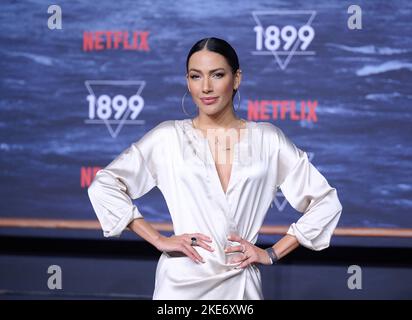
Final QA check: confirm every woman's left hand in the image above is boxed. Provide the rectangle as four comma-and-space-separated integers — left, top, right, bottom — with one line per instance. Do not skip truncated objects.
225, 234, 272, 268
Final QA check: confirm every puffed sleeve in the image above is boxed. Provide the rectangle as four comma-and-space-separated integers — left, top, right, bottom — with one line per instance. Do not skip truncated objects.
87, 130, 160, 238
274, 126, 343, 251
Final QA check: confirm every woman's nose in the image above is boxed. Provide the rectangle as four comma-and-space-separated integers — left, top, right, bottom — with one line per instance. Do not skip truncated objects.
202, 79, 213, 93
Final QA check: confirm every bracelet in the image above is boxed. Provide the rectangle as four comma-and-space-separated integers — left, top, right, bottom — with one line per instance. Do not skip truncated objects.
265, 247, 278, 265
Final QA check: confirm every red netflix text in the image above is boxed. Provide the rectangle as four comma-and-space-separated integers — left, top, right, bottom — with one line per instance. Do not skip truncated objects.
247, 100, 318, 122
81, 166, 102, 188
83, 31, 150, 52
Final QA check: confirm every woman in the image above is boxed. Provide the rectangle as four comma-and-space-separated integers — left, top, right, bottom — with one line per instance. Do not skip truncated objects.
87, 37, 343, 299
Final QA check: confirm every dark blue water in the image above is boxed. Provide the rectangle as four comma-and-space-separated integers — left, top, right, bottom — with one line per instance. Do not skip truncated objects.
0, 0, 411, 245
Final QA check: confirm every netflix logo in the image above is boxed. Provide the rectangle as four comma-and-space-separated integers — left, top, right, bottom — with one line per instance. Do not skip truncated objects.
83, 31, 150, 52
247, 100, 318, 122
81, 166, 102, 188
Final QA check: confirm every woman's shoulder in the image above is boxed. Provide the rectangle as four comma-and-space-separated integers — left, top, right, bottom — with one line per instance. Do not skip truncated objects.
252, 121, 297, 154
144, 119, 177, 135
151, 119, 176, 131
253, 120, 286, 140
133, 120, 176, 147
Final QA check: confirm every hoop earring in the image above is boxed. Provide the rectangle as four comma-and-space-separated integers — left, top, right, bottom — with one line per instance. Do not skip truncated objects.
181, 91, 198, 116
234, 89, 241, 111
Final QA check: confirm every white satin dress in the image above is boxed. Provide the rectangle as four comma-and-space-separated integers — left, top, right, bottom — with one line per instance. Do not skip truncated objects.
87, 118, 343, 300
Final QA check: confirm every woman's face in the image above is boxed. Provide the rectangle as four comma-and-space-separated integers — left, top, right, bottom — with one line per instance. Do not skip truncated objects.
186, 49, 241, 117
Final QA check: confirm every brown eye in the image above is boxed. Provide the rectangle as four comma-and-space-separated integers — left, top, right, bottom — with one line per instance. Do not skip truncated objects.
214, 73, 224, 78
190, 74, 200, 79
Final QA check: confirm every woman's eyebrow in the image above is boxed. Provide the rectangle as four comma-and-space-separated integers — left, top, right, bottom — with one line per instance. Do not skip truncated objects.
189, 68, 225, 73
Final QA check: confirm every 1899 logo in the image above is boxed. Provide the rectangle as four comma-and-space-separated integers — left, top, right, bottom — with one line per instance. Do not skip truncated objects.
84, 80, 146, 138
254, 24, 314, 52
87, 93, 143, 120
252, 10, 317, 70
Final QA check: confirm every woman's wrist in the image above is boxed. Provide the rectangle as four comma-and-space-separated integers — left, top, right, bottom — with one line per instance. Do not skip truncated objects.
265, 247, 279, 265
153, 234, 167, 251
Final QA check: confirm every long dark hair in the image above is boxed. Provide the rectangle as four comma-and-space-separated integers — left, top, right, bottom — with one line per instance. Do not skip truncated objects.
186, 37, 240, 100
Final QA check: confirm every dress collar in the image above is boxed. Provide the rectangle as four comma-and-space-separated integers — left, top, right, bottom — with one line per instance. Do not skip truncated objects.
179, 118, 255, 167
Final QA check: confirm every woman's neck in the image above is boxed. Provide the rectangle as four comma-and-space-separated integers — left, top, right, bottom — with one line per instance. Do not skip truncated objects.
194, 109, 241, 130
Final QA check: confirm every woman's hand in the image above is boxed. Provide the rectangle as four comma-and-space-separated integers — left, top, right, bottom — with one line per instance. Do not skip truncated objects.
155, 233, 214, 264
225, 234, 272, 268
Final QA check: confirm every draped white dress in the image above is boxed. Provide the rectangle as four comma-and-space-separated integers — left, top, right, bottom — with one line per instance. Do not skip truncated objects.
87, 118, 342, 300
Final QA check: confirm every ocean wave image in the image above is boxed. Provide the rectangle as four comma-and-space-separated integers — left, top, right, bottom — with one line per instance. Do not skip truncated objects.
0, 0, 411, 247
